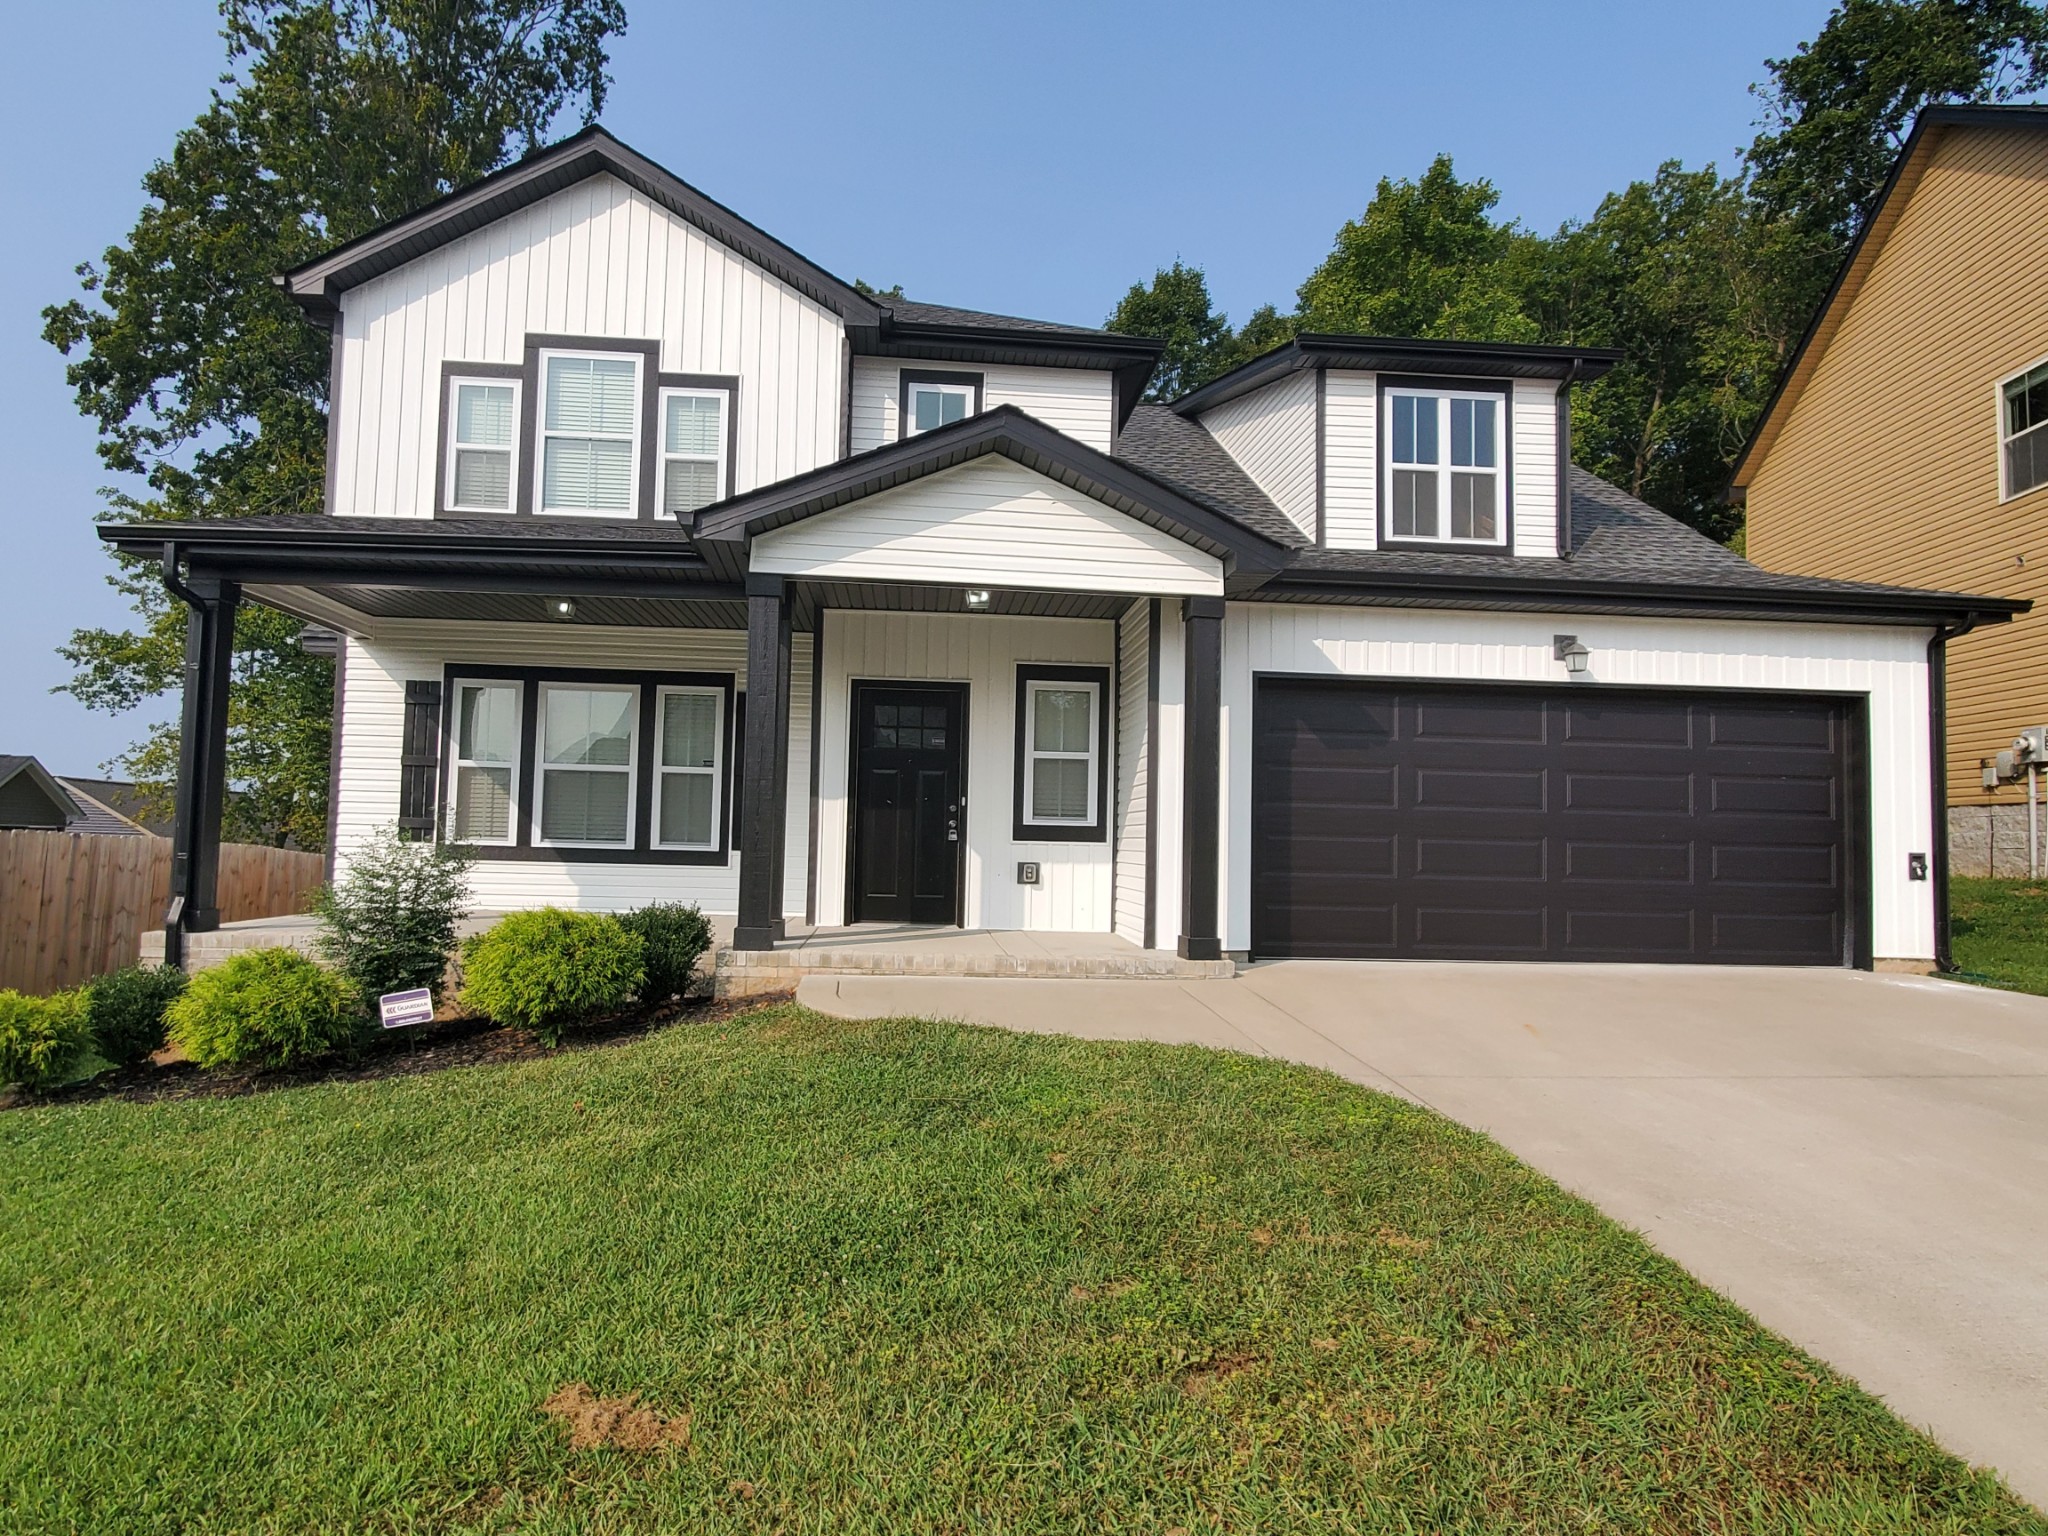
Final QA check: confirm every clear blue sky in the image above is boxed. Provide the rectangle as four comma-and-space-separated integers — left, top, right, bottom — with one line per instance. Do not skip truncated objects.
0, 0, 1836, 777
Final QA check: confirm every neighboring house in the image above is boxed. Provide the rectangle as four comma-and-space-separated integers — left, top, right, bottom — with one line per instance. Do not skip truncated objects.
1732, 105, 2048, 877
57, 777, 162, 837
0, 759, 154, 836
106, 127, 2021, 972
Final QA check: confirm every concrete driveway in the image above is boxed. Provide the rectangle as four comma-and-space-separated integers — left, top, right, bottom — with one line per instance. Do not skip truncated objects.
800, 962, 2048, 1508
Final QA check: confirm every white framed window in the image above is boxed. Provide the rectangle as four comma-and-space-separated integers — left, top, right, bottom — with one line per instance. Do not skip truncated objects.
659, 387, 728, 515
900, 372, 982, 438
534, 683, 639, 847
2003, 358, 2048, 501
448, 680, 521, 845
1386, 387, 1507, 545
1021, 676, 1101, 829
445, 377, 520, 512
536, 350, 642, 516
654, 686, 723, 849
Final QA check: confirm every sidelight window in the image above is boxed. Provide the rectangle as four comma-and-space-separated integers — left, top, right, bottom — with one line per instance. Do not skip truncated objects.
449, 680, 520, 844
655, 686, 723, 849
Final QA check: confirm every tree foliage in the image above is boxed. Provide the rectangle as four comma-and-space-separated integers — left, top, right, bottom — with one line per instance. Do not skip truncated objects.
45, 0, 626, 847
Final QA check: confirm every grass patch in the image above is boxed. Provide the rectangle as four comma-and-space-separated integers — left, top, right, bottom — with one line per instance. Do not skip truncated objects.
2, 1006, 2038, 1534
1951, 877, 2048, 996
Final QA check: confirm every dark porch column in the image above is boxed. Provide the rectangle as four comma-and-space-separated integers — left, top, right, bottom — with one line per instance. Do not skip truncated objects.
165, 573, 240, 963
735, 573, 793, 951
1179, 595, 1224, 961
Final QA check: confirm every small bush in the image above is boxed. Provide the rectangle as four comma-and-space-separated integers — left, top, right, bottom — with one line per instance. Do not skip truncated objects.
0, 990, 92, 1092
85, 965, 187, 1068
460, 909, 644, 1045
616, 902, 713, 1001
166, 949, 364, 1071
312, 825, 474, 1003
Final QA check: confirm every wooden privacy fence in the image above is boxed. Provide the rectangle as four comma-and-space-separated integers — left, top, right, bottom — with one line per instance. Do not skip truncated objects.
0, 832, 326, 994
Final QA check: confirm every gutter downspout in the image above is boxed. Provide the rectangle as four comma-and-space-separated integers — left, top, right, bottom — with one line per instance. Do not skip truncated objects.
1555, 359, 1584, 557
1929, 617, 1979, 974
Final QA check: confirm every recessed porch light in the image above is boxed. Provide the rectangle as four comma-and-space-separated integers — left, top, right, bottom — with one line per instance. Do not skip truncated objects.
964, 590, 991, 611
548, 597, 578, 621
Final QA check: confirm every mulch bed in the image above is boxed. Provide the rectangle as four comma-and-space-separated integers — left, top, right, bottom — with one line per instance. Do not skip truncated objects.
8, 990, 794, 1111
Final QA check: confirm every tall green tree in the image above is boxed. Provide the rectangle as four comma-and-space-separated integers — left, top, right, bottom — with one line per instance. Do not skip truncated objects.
1105, 261, 1288, 400
45, 0, 626, 847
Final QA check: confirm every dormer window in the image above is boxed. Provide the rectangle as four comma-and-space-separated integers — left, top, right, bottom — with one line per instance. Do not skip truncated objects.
2004, 359, 2048, 500
538, 350, 642, 516
1385, 385, 1507, 546
899, 369, 983, 439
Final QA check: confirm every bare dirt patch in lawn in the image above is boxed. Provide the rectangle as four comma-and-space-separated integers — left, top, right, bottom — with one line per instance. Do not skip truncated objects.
540, 1383, 693, 1452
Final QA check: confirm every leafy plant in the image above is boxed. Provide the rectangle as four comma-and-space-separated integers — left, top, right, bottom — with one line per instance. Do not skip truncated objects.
84, 965, 187, 1068
616, 902, 714, 1002
0, 990, 93, 1092
166, 949, 363, 1071
460, 910, 644, 1045
311, 826, 474, 1003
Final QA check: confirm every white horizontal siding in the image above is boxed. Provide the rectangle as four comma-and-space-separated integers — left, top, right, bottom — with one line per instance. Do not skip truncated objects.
333, 172, 845, 519
1221, 604, 1936, 961
1199, 369, 1318, 541
334, 623, 811, 917
750, 455, 1224, 595
815, 611, 1116, 932
1322, 370, 1377, 549
847, 358, 1116, 452
1114, 599, 1150, 945
1512, 379, 1560, 555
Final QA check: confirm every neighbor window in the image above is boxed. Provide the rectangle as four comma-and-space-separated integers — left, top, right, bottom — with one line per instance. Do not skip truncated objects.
535, 683, 638, 847
449, 681, 520, 844
445, 378, 519, 512
655, 686, 723, 848
538, 351, 642, 515
659, 388, 728, 515
1386, 387, 1506, 545
1014, 668, 1107, 840
2004, 360, 2048, 500
900, 372, 981, 438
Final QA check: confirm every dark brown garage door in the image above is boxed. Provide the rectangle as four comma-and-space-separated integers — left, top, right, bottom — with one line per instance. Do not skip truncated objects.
1251, 680, 1863, 965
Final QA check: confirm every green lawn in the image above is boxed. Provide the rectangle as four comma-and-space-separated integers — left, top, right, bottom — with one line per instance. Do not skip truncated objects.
3, 1008, 2039, 1535
1951, 877, 2048, 996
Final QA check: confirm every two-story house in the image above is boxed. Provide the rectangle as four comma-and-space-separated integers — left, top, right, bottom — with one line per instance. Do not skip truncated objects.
110, 127, 2021, 977
1733, 105, 2048, 879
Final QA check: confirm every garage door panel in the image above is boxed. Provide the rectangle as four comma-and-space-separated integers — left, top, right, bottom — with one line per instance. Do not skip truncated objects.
1253, 680, 1856, 965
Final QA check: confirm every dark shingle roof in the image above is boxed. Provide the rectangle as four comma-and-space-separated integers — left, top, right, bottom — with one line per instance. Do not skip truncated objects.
54, 780, 150, 836
1112, 405, 1308, 548
886, 299, 1113, 338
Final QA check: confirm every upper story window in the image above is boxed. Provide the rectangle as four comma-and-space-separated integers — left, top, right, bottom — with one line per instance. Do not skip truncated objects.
900, 370, 983, 439
538, 351, 642, 516
2004, 360, 2048, 501
659, 387, 729, 515
1386, 386, 1506, 546
445, 377, 520, 512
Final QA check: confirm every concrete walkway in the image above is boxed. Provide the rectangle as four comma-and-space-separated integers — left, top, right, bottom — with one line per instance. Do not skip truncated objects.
800, 962, 2048, 1508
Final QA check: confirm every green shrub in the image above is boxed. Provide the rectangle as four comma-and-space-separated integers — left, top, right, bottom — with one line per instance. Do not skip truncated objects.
616, 901, 713, 1001
166, 949, 364, 1071
312, 825, 474, 1003
459, 909, 645, 1045
85, 965, 187, 1068
0, 990, 92, 1092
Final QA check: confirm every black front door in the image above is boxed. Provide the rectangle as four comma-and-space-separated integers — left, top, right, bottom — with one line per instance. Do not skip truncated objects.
851, 683, 966, 925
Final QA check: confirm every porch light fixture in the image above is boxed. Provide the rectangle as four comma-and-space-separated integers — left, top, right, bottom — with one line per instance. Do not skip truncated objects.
964, 589, 991, 611
548, 597, 578, 621
1553, 634, 1591, 677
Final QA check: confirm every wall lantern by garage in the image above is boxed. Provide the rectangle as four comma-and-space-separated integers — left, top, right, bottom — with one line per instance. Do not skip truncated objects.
1553, 635, 1591, 677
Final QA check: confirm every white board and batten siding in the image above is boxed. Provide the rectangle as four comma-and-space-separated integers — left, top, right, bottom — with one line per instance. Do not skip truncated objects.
332, 172, 846, 520
332, 624, 812, 917
847, 358, 1115, 453
1219, 604, 1938, 962
814, 612, 1119, 932
750, 456, 1224, 596
1113, 600, 1150, 946
1197, 370, 1318, 541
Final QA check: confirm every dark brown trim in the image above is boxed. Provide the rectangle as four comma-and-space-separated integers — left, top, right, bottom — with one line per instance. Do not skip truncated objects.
839, 336, 855, 462
323, 641, 346, 879
323, 327, 346, 516
1013, 664, 1113, 843
435, 361, 524, 517
1143, 598, 1161, 951
1555, 361, 1583, 556
1376, 374, 1515, 556
1172, 333, 1621, 417
896, 368, 985, 441
1313, 367, 1327, 546
654, 370, 742, 504
805, 613, 826, 926
735, 575, 792, 948
1178, 596, 1224, 961
515, 335, 663, 522
1929, 620, 1979, 972
439, 662, 737, 865
844, 678, 971, 927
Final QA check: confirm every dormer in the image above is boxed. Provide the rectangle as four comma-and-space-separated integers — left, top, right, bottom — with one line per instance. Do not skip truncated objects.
1173, 336, 1619, 556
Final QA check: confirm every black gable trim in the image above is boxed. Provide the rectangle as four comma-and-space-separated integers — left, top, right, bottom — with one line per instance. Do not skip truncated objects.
1170, 334, 1622, 417
688, 405, 1288, 575
281, 126, 884, 326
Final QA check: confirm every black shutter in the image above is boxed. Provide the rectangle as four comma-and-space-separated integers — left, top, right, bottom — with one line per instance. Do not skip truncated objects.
398, 679, 444, 841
